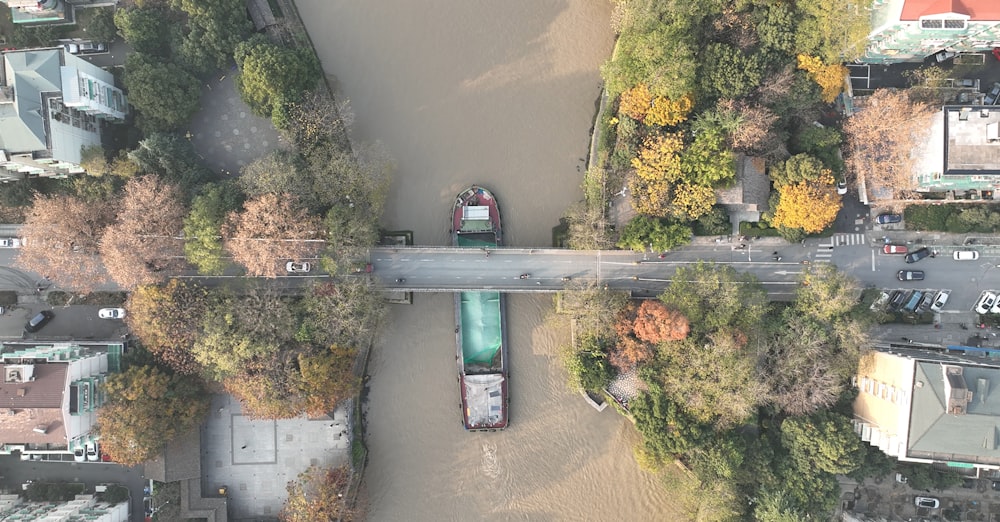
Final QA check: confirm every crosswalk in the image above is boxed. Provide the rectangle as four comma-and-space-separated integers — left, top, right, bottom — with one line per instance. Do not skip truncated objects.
814, 233, 867, 263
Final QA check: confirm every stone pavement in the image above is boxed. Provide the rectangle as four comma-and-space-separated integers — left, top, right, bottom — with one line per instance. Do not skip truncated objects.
200, 394, 351, 519
185, 72, 282, 176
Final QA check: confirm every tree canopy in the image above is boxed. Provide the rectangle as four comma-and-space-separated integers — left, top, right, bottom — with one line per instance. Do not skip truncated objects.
224, 193, 323, 277
96, 365, 209, 466
280, 465, 354, 522
124, 54, 202, 132
234, 36, 321, 125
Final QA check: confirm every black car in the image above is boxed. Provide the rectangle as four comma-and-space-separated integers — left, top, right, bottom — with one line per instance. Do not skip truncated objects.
993, 480, 1000, 491
876, 213, 903, 224
905, 247, 932, 263
897, 270, 925, 281
888, 290, 906, 310
24, 310, 53, 333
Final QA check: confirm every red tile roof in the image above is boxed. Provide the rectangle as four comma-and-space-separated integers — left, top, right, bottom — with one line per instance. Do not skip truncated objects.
0, 364, 66, 408
900, 0, 1000, 20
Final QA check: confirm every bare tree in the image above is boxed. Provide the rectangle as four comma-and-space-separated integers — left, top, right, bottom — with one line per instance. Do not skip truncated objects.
843, 89, 935, 194
225, 193, 323, 277
16, 194, 114, 291
99, 175, 187, 289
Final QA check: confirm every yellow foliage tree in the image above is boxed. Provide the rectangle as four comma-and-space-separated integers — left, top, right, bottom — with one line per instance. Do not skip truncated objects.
671, 182, 716, 220
629, 133, 684, 217
619, 83, 653, 121
645, 94, 694, 127
771, 178, 842, 234
796, 54, 848, 103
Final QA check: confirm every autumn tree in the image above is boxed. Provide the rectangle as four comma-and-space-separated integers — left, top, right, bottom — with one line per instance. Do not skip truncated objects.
280, 465, 355, 522
15, 194, 113, 291
99, 175, 187, 289
632, 300, 690, 344
96, 365, 209, 466
770, 178, 842, 234
762, 312, 844, 416
619, 83, 654, 121
843, 88, 935, 194
796, 54, 848, 103
695, 99, 782, 157
280, 90, 353, 152
193, 303, 280, 381
300, 279, 386, 348
610, 302, 653, 371
225, 193, 323, 277
646, 94, 694, 127
629, 133, 684, 217
125, 280, 210, 374
659, 262, 769, 338
556, 280, 630, 341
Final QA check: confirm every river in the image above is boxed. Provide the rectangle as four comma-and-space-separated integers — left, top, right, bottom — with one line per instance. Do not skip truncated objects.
294, 1, 677, 519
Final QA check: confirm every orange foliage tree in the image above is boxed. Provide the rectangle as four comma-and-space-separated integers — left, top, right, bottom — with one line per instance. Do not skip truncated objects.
771, 177, 842, 234
225, 193, 323, 277
632, 300, 690, 344
797, 54, 848, 103
619, 83, 653, 121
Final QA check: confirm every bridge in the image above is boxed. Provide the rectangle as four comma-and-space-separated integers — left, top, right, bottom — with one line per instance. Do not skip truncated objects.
366, 246, 808, 299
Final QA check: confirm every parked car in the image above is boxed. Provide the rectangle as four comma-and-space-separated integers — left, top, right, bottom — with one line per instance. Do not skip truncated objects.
0, 237, 21, 248
897, 270, 924, 281
24, 310, 53, 333
888, 290, 906, 310
991, 297, 1000, 314
895, 472, 908, 484
976, 292, 998, 315
837, 179, 847, 195
987, 82, 1000, 105
930, 291, 950, 312
876, 213, 903, 224
85, 442, 99, 462
884, 244, 908, 254
992, 480, 1000, 491
73, 447, 86, 462
935, 50, 956, 62
954, 250, 980, 260
98, 308, 125, 319
905, 247, 932, 263
915, 496, 940, 509
903, 291, 924, 312
286, 261, 311, 273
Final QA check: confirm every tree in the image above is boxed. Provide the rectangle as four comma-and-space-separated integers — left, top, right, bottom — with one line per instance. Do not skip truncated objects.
563, 336, 615, 392
645, 94, 693, 127
193, 308, 280, 381
234, 36, 321, 124
761, 312, 844, 416
124, 53, 202, 131
99, 176, 187, 289
616, 215, 692, 253
696, 99, 782, 157
321, 204, 380, 274
618, 83, 654, 121
659, 262, 769, 337
699, 43, 764, 99
770, 178, 841, 234
632, 300, 690, 344
769, 153, 828, 187
629, 133, 684, 217
178, 0, 253, 74
630, 382, 709, 464
680, 128, 736, 187
781, 411, 865, 475
843, 88, 935, 194
15, 194, 113, 291
184, 182, 244, 275
562, 201, 613, 250
794, 0, 872, 63
88, 7, 118, 45
294, 346, 360, 416
300, 279, 386, 348
225, 193, 323, 277
556, 281, 630, 341
797, 54, 848, 103
280, 465, 354, 522
280, 90, 353, 152
128, 133, 217, 196
96, 365, 209, 466
114, 6, 174, 56
602, 23, 698, 100
794, 263, 861, 322
610, 303, 655, 371
125, 280, 210, 374
673, 180, 719, 223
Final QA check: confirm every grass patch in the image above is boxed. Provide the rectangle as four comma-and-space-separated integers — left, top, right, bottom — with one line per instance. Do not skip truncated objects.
739, 221, 782, 237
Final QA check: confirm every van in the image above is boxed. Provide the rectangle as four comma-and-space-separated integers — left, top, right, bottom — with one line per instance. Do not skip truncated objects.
954, 250, 980, 261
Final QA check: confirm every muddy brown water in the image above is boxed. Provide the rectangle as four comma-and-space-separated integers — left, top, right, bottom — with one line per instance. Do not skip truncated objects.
296, 1, 677, 519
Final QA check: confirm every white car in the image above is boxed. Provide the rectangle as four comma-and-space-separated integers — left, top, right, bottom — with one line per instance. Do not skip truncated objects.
98, 308, 125, 319
0, 237, 21, 248
915, 496, 940, 509
837, 180, 847, 195
976, 292, 998, 315
85, 442, 99, 462
286, 261, 311, 273
929, 291, 950, 312
73, 447, 86, 462
954, 250, 979, 261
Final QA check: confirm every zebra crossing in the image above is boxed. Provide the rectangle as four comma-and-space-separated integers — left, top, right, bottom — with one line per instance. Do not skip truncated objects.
814, 233, 867, 263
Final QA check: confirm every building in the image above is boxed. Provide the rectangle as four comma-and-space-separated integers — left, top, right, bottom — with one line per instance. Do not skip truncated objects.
909, 105, 1000, 196
0, 342, 123, 459
0, 48, 126, 180
715, 155, 770, 234
0, 493, 129, 521
0, 0, 67, 24
853, 346, 1000, 472
865, 0, 1000, 64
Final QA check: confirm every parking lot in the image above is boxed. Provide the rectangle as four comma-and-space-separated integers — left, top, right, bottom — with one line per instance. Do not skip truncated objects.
845, 473, 1000, 521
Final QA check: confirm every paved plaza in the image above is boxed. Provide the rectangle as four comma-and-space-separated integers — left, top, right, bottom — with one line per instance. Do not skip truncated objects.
201, 394, 351, 519
186, 72, 282, 176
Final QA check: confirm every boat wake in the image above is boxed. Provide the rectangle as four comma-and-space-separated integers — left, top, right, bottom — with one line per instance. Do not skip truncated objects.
480, 441, 501, 479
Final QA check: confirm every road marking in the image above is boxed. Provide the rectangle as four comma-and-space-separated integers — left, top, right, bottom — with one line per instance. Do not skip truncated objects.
774, 270, 802, 275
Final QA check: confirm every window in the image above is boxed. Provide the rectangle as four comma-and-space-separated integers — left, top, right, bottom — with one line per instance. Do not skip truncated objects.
921, 18, 966, 30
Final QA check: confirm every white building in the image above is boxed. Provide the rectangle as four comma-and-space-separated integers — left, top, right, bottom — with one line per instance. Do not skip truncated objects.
0, 493, 129, 521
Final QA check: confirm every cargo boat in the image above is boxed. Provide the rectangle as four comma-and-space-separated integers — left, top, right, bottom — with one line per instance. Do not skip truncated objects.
453, 186, 508, 431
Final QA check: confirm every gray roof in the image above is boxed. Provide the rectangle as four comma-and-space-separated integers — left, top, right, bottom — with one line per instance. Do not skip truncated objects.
0, 50, 62, 153
715, 155, 770, 214
909, 361, 1000, 464
144, 426, 201, 483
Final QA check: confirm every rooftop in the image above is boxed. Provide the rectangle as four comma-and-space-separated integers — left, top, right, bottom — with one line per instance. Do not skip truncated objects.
900, 0, 1000, 21
942, 106, 1000, 175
